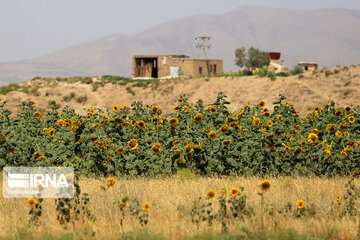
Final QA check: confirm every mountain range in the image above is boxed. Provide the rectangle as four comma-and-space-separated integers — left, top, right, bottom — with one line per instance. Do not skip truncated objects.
1, 5, 360, 84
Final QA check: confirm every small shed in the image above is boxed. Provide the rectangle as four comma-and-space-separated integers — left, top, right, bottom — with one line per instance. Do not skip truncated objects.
298, 62, 318, 71
132, 54, 223, 78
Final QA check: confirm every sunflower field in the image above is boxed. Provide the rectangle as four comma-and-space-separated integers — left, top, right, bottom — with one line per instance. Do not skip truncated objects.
0, 92, 359, 177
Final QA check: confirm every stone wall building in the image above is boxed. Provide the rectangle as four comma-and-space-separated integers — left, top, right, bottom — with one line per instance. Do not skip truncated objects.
298, 62, 318, 71
132, 54, 223, 78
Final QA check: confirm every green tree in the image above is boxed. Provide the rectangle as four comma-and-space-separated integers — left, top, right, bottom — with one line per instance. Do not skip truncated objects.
234, 46, 270, 72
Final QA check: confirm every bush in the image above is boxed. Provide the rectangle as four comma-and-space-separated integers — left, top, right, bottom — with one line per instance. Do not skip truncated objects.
291, 66, 304, 75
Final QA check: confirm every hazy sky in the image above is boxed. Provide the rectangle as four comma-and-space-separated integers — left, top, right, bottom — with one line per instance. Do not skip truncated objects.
1, 0, 359, 63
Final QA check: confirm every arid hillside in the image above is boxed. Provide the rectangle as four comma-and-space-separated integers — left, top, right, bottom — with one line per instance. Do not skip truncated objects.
1, 65, 359, 116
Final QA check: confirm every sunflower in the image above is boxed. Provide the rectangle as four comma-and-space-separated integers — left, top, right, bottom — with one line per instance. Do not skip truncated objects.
222, 139, 232, 146
151, 105, 159, 113
143, 202, 151, 212
349, 116, 355, 124
208, 105, 217, 113
193, 113, 203, 123
314, 107, 320, 112
207, 189, 215, 199
265, 133, 275, 139
173, 140, 183, 147
114, 117, 123, 125
86, 115, 91, 120
339, 123, 348, 131
258, 100, 265, 107
174, 105, 180, 112
335, 109, 342, 117
127, 139, 138, 150
253, 117, 260, 127
220, 125, 229, 134
107, 177, 115, 188
311, 128, 320, 135
345, 145, 351, 152
182, 106, 189, 112
326, 124, 336, 133
260, 180, 271, 191
263, 111, 271, 117
151, 143, 161, 155
267, 120, 273, 128
169, 117, 179, 126
296, 200, 305, 209
229, 122, 238, 128
340, 151, 347, 158
26, 198, 36, 207
208, 131, 218, 140
325, 149, 332, 157
113, 105, 119, 113
39, 156, 47, 161
48, 128, 55, 138
336, 196, 341, 201
136, 120, 146, 129
295, 163, 301, 169
131, 119, 137, 126
116, 147, 126, 153
123, 105, 128, 112
34, 111, 42, 120
33, 152, 41, 158
301, 141, 307, 146
89, 108, 96, 115
355, 141, 360, 149
335, 131, 342, 138
57, 119, 64, 128
307, 133, 319, 143
263, 107, 269, 113
277, 115, 283, 121
344, 105, 352, 112
229, 187, 239, 197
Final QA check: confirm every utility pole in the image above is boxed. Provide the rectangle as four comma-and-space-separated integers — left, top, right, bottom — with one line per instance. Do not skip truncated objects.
195, 35, 211, 77
195, 35, 211, 59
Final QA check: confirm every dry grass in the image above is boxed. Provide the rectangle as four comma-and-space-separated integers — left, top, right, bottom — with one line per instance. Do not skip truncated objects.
0, 174, 358, 240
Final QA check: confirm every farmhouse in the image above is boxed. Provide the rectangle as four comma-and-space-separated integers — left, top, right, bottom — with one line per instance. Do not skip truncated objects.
298, 62, 318, 71
132, 54, 223, 78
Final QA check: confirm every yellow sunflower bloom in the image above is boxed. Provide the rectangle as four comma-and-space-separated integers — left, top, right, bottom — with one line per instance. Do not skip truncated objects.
89, 108, 96, 115
296, 200, 305, 209
260, 180, 271, 191
220, 125, 229, 134
253, 117, 260, 127
307, 133, 319, 143
151, 105, 159, 113
116, 147, 126, 153
258, 100, 265, 107
193, 113, 203, 123
113, 105, 119, 113
222, 139, 232, 146
127, 139, 139, 150
143, 202, 151, 212
123, 105, 128, 112
151, 143, 161, 155
229, 187, 239, 197
208, 131, 218, 140
207, 189, 215, 199
26, 198, 36, 207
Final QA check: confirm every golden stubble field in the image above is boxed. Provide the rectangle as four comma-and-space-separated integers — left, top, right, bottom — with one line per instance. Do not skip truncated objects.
0, 175, 358, 240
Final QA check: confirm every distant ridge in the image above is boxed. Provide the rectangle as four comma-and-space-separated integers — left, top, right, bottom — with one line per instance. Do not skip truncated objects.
1, 5, 360, 83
